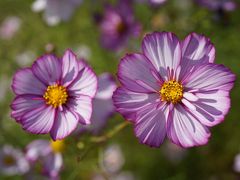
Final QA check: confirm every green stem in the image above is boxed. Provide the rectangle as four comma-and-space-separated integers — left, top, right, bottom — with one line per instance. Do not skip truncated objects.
90, 121, 130, 143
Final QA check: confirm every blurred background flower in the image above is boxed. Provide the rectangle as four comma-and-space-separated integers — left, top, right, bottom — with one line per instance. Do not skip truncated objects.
0, 16, 21, 40
196, 0, 237, 12
25, 139, 64, 178
99, 0, 141, 51
136, 0, 167, 6
0, 145, 29, 176
31, 0, 83, 26
101, 144, 125, 174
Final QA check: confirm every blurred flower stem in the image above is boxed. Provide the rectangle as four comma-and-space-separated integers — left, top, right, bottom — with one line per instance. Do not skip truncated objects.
90, 121, 130, 143
76, 121, 129, 163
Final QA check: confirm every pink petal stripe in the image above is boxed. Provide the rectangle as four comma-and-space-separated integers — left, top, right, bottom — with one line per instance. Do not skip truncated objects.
12, 68, 46, 96
181, 33, 215, 63
113, 87, 160, 122
68, 60, 97, 98
182, 64, 235, 91
61, 49, 79, 87
142, 32, 181, 80
32, 54, 61, 85
134, 102, 169, 147
11, 95, 45, 122
179, 33, 216, 79
67, 95, 93, 125
186, 90, 231, 127
118, 53, 162, 93
21, 105, 56, 134
167, 104, 210, 148
50, 107, 79, 140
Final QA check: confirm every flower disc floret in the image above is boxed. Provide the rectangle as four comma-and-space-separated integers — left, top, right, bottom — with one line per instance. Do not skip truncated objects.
160, 80, 183, 104
3, 155, 16, 166
43, 85, 68, 108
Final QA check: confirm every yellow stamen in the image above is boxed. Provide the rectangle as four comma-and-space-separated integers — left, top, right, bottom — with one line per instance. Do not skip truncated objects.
50, 140, 65, 153
160, 80, 183, 104
43, 84, 68, 108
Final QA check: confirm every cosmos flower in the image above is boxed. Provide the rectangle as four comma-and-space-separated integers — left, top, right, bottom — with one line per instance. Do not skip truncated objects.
0, 145, 29, 175
31, 0, 83, 26
99, 0, 141, 51
113, 32, 235, 148
11, 49, 97, 140
196, 0, 237, 12
25, 140, 64, 178
78, 73, 117, 134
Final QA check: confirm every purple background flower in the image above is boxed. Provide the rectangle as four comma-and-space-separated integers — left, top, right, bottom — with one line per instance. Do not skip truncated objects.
0, 145, 29, 175
25, 140, 63, 178
196, 0, 237, 12
99, 0, 141, 51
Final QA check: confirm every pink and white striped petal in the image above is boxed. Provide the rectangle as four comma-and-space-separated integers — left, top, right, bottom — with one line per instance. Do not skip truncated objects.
12, 68, 46, 96
67, 95, 93, 125
21, 105, 56, 134
50, 108, 78, 140
181, 33, 215, 63
187, 90, 231, 127
32, 54, 61, 85
11, 95, 45, 122
182, 64, 235, 91
167, 104, 211, 148
61, 49, 79, 87
118, 53, 162, 93
113, 87, 160, 122
142, 32, 181, 80
179, 33, 216, 79
68, 60, 97, 98
134, 102, 169, 147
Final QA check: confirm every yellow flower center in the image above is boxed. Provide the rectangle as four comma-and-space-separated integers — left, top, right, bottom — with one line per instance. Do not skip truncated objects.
50, 140, 65, 153
43, 85, 68, 108
160, 80, 183, 104
3, 155, 16, 166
